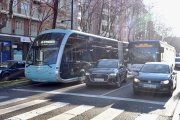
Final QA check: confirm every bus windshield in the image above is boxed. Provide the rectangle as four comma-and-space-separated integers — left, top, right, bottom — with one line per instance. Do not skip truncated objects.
129, 43, 158, 64
26, 33, 65, 65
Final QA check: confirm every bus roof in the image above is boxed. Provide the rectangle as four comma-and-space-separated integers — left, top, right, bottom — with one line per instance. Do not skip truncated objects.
39, 29, 120, 42
129, 40, 162, 43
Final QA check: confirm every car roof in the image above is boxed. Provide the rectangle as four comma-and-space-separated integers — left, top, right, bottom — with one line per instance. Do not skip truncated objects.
98, 59, 120, 62
145, 62, 171, 66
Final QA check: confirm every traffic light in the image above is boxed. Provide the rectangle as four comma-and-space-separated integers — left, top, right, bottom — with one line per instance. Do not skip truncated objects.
9, 0, 13, 18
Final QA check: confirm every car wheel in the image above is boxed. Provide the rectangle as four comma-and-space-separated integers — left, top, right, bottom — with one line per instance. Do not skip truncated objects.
86, 83, 92, 88
115, 75, 121, 88
168, 86, 173, 96
133, 89, 139, 95
123, 72, 127, 83
2, 74, 9, 81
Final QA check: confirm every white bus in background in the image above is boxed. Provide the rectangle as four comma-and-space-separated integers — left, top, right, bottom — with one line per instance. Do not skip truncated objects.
127, 40, 176, 76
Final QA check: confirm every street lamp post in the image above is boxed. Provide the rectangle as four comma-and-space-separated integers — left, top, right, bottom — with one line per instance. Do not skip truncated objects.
71, 0, 73, 30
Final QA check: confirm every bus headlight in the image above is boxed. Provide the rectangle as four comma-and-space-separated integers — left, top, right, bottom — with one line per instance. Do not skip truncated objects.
134, 78, 140, 83
161, 80, 169, 84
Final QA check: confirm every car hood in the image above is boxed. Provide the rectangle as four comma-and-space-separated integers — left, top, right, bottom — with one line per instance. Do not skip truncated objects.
137, 72, 170, 81
89, 68, 118, 74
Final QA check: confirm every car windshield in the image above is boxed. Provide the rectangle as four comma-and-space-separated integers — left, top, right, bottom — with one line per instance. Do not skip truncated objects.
140, 64, 170, 74
96, 60, 119, 68
175, 58, 180, 62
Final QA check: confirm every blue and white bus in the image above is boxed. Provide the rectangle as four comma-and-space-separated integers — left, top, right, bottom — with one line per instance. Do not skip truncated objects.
127, 40, 176, 75
25, 29, 127, 83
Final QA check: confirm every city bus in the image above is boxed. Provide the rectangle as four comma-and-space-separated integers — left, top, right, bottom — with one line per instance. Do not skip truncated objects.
25, 29, 128, 83
127, 40, 176, 75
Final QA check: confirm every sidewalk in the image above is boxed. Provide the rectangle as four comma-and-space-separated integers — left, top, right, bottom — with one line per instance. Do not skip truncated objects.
172, 99, 180, 120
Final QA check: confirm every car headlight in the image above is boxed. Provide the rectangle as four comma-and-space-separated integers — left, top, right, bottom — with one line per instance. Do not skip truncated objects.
161, 80, 169, 84
0, 70, 2, 74
134, 78, 140, 83
85, 72, 90, 75
109, 73, 116, 76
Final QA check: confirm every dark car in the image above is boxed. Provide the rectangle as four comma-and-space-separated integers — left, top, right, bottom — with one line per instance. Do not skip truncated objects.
85, 59, 127, 88
0, 60, 25, 80
175, 57, 180, 69
133, 62, 177, 95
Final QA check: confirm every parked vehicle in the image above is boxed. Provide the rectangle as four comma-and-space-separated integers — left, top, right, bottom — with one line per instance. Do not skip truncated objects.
133, 62, 177, 95
0, 60, 25, 80
175, 57, 180, 69
85, 59, 127, 88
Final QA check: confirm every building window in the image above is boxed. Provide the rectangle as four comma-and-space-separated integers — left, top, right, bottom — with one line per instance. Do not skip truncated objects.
16, 19, 24, 30
31, 22, 37, 32
13, 0, 17, 13
21, 1, 30, 15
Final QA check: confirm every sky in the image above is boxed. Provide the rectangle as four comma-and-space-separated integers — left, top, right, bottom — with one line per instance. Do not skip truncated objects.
143, 0, 180, 37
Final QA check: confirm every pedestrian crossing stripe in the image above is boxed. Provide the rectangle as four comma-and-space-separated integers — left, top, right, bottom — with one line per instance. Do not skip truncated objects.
135, 114, 159, 120
0, 99, 48, 115
48, 105, 94, 120
0, 98, 161, 120
0, 98, 26, 106
91, 108, 124, 120
7, 102, 69, 120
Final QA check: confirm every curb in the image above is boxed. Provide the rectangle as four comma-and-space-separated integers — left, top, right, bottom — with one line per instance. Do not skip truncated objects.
0, 78, 32, 90
172, 99, 180, 120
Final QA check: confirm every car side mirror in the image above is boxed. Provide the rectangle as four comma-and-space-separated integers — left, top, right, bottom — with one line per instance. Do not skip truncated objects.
173, 72, 177, 75
160, 47, 164, 53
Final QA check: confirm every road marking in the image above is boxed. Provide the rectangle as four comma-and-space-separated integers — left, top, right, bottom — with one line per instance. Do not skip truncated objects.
91, 108, 123, 120
0, 99, 48, 115
135, 114, 158, 120
7, 102, 69, 120
12, 88, 166, 105
0, 96, 8, 100
48, 105, 94, 120
0, 98, 26, 106
101, 83, 132, 96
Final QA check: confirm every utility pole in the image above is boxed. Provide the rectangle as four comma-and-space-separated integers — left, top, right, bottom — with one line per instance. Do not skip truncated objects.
71, 0, 73, 29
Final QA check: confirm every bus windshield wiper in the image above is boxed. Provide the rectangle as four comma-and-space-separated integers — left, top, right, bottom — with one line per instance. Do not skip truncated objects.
44, 62, 52, 68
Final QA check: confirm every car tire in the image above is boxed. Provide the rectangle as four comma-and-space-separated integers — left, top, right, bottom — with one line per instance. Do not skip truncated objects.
86, 83, 92, 88
133, 89, 139, 95
115, 75, 121, 88
123, 72, 127, 83
2, 74, 9, 81
168, 86, 173, 96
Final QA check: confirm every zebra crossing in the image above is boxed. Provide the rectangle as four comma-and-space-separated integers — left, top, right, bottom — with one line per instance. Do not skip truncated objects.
0, 97, 170, 120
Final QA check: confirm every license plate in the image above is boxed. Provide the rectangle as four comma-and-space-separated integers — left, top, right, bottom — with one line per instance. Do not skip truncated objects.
94, 78, 104, 82
143, 84, 156, 88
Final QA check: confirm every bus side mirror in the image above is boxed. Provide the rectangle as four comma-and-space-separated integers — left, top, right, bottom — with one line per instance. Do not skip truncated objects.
160, 47, 164, 53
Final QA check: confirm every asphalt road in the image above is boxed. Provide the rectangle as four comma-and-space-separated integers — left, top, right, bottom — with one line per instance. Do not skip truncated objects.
0, 70, 180, 120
